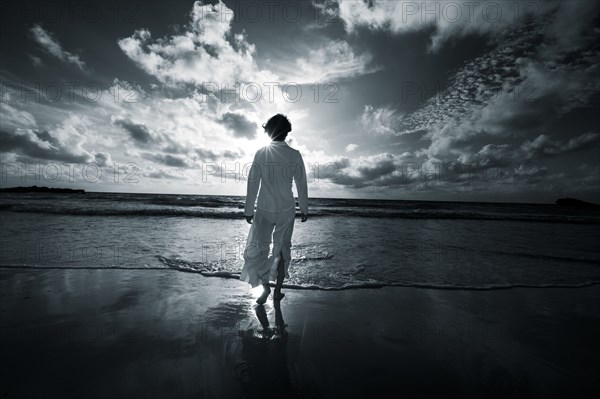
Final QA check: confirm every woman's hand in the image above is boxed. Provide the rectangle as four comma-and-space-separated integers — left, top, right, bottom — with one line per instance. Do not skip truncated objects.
300, 213, 308, 222
245, 215, 253, 224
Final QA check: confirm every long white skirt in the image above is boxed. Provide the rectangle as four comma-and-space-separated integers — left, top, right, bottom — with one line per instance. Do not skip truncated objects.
240, 207, 296, 288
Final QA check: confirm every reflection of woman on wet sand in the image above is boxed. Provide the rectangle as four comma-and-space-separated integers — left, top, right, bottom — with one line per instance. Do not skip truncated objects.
235, 302, 294, 398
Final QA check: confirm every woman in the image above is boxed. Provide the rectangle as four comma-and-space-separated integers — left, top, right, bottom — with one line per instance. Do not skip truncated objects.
240, 114, 309, 304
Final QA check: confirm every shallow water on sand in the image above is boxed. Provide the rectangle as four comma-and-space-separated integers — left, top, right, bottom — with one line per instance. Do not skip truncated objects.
2, 209, 599, 290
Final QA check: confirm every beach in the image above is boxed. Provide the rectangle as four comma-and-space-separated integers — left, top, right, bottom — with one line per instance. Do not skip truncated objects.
1, 267, 598, 398
1, 193, 600, 397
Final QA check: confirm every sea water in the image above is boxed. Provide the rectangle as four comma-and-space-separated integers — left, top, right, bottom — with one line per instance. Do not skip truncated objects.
1, 192, 599, 290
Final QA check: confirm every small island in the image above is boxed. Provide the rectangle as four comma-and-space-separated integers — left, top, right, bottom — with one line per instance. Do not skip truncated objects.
0, 185, 86, 194
555, 197, 600, 209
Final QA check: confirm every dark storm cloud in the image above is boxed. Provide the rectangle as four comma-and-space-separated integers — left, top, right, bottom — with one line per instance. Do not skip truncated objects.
219, 112, 257, 139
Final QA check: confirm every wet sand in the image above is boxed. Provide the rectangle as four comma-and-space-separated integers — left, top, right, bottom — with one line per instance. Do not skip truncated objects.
0, 268, 598, 398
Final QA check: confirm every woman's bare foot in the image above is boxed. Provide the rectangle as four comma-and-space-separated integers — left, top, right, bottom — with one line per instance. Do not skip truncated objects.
256, 285, 271, 304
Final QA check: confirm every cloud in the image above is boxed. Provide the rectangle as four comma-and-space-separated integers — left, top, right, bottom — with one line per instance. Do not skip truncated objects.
540, 1, 600, 60
287, 40, 380, 83
0, 127, 93, 164
117, 1, 276, 87
195, 148, 220, 161
327, 152, 413, 188
455, 132, 600, 173
324, 128, 599, 193
320, 0, 560, 52
390, 4, 600, 178
519, 132, 600, 159
357, 155, 396, 180
0, 103, 37, 130
398, 21, 543, 136
195, 147, 240, 162
219, 112, 257, 138
30, 24, 86, 70
144, 169, 185, 179
108, 108, 244, 165
141, 153, 189, 168
110, 113, 242, 167
112, 117, 154, 145
29, 54, 43, 67
114, 1, 304, 165
0, 111, 120, 171
94, 152, 113, 167
118, 1, 376, 88
140, 146, 240, 168
345, 143, 358, 152
360, 105, 404, 135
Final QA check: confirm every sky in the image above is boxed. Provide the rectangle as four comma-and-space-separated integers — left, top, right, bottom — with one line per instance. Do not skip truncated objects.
1, 0, 599, 203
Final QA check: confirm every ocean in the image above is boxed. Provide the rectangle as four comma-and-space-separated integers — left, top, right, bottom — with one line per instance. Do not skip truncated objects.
1, 192, 599, 290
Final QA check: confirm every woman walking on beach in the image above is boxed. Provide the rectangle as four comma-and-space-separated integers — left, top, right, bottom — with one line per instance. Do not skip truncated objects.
241, 114, 309, 304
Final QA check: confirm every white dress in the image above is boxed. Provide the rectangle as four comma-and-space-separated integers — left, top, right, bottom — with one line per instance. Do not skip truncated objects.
240, 141, 309, 288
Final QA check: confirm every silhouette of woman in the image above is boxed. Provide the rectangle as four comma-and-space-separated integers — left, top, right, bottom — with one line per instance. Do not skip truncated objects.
240, 114, 309, 304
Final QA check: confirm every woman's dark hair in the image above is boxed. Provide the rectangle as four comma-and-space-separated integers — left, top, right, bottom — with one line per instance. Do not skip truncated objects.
262, 114, 291, 141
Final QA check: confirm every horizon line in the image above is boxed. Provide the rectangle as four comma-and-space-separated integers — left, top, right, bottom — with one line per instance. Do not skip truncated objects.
0, 185, 580, 206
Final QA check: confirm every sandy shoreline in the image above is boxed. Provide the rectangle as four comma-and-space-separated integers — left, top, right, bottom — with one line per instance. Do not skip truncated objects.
1, 268, 598, 398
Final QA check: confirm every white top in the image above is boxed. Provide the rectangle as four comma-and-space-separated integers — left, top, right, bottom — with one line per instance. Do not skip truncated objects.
244, 141, 309, 216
